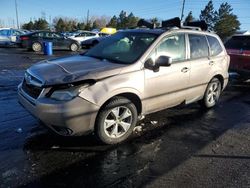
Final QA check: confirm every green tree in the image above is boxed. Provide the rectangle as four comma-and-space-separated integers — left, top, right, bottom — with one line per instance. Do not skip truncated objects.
77, 22, 85, 30
200, 0, 216, 30
184, 11, 195, 24
214, 2, 240, 41
33, 18, 48, 30
22, 21, 34, 30
54, 18, 66, 32
107, 15, 118, 28
126, 13, 139, 28
150, 17, 160, 28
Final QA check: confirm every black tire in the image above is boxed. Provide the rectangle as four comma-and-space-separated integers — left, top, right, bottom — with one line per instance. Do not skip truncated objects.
95, 96, 138, 145
200, 78, 222, 109
32, 42, 42, 52
70, 42, 79, 52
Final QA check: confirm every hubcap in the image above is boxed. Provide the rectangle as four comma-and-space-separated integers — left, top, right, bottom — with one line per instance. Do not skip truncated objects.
33, 43, 41, 52
71, 44, 78, 51
104, 106, 132, 138
207, 82, 220, 104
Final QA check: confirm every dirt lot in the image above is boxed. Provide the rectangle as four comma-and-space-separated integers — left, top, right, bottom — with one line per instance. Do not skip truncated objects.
0, 47, 250, 188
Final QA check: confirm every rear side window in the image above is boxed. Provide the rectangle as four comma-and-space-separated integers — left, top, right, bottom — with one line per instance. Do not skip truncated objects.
189, 34, 209, 59
207, 35, 223, 56
0, 29, 10, 36
225, 36, 250, 50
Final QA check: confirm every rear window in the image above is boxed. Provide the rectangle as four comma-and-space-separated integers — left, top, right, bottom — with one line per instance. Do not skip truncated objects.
207, 35, 223, 56
225, 36, 250, 50
189, 34, 209, 59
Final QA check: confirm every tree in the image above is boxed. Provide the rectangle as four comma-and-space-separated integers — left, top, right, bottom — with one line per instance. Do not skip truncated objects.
126, 13, 139, 28
200, 0, 216, 30
184, 11, 195, 24
33, 18, 48, 30
107, 15, 118, 28
77, 22, 85, 30
150, 17, 160, 28
214, 2, 240, 41
22, 21, 34, 30
54, 18, 66, 32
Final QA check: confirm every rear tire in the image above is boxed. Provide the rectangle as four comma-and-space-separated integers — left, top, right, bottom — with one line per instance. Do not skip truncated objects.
95, 97, 138, 145
32, 42, 42, 52
200, 78, 222, 109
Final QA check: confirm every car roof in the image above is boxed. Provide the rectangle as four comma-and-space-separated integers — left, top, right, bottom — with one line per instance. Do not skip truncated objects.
120, 29, 165, 35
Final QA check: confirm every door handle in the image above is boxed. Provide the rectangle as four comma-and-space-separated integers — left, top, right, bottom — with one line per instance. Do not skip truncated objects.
209, 61, 214, 65
181, 67, 189, 73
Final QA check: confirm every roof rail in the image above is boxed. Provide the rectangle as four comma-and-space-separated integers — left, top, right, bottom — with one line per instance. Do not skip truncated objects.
136, 17, 208, 31
162, 17, 181, 28
184, 20, 208, 31
137, 19, 155, 29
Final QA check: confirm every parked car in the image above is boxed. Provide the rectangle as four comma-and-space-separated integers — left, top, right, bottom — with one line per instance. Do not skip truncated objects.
225, 34, 250, 79
18, 22, 229, 144
0, 28, 25, 46
81, 32, 110, 48
68, 31, 99, 43
20, 31, 80, 52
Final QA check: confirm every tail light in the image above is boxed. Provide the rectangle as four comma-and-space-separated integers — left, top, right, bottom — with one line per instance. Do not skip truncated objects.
20, 36, 29, 40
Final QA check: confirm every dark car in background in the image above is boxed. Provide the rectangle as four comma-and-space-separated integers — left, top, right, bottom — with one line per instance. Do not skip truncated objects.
225, 35, 250, 79
20, 31, 80, 52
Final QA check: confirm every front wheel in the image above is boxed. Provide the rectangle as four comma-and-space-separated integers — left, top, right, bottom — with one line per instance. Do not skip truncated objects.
70, 42, 79, 52
200, 78, 222, 109
95, 97, 138, 145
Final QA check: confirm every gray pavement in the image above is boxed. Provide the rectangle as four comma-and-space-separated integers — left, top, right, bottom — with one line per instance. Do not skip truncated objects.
0, 47, 250, 188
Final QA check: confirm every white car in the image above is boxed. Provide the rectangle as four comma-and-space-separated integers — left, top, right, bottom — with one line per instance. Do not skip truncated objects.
0, 28, 25, 46
69, 31, 99, 43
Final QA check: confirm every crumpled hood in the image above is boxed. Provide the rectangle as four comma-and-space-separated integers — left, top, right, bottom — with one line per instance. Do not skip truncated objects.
27, 55, 125, 86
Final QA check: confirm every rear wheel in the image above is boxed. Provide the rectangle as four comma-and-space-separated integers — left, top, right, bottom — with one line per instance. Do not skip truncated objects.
70, 42, 79, 52
32, 42, 42, 52
95, 97, 138, 145
200, 78, 222, 109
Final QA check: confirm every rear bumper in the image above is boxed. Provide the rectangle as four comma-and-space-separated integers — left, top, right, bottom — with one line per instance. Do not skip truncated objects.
18, 84, 99, 136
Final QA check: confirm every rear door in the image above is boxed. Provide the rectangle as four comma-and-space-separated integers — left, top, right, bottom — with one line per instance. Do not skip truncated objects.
186, 33, 211, 103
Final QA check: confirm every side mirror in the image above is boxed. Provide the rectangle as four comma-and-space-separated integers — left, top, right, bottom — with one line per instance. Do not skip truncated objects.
144, 56, 172, 72
155, 56, 172, 67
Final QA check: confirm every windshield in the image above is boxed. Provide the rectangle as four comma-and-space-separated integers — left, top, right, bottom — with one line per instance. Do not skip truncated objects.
84, 31, 158, 64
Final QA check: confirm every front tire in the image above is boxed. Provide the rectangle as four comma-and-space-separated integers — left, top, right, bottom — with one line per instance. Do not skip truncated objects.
70, 42, 79, 52
95, 97, 138, 145
200, 78, 222, 109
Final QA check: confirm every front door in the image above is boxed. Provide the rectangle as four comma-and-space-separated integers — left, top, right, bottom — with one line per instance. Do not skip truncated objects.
144, 33, 190, 113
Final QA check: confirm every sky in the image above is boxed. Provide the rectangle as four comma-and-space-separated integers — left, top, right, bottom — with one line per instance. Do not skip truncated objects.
0, 0, 250, 30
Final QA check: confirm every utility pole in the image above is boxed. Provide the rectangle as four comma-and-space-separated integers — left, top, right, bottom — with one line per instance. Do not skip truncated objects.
15, 0, 19, 29
180, 0, 186, 22
86, 9, 89, 25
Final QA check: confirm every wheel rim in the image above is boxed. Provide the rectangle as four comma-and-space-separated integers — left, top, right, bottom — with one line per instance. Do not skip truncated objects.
207, 81, 220, 105
104, 106, 133, 138
33, 43, 41, 52
71, 43, 78, 51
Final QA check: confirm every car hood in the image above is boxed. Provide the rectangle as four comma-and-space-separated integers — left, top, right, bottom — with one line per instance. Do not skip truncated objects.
27, 55, 125, 86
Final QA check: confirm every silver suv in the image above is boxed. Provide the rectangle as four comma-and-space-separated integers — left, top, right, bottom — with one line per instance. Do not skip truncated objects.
18, 21, 229, 144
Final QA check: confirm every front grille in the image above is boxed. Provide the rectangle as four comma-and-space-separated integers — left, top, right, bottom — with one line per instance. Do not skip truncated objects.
22, 79, 43, 99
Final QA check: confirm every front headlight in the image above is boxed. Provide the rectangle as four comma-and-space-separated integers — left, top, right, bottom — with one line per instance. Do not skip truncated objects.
50, 83, 90, 101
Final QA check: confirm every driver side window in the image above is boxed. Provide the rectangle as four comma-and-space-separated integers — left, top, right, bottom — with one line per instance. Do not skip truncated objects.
151, 34, 186, 63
